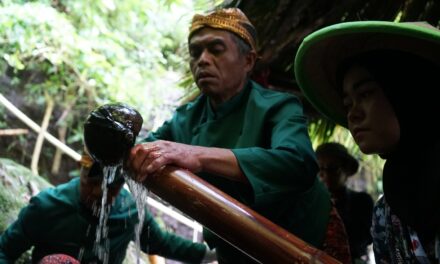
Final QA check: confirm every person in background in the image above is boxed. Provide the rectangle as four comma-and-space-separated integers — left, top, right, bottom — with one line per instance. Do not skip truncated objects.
295, 20, 440, 263
0, 157, 215, 264
127, 7, 350, 263
316, 142, 374, 263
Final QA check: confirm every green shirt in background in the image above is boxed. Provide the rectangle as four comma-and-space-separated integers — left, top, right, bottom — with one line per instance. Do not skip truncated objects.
0, 177, 206, 264
144, 81, 331, 262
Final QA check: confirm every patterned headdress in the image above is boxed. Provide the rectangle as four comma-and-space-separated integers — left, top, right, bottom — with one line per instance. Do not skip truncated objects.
189, 8, 257, 51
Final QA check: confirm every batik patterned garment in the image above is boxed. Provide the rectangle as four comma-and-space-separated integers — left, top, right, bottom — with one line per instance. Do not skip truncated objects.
38, 254, 80, 264
372, 197, 438, 264
322, 206, 352, 264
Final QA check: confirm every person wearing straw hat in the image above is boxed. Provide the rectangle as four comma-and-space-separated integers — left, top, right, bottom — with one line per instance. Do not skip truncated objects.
316, 142, 374, 263
127, 7, 352, 263
295, 21, 440, 263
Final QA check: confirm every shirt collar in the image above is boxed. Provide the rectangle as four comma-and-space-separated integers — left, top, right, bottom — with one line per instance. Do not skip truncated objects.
206, 81, 252, 120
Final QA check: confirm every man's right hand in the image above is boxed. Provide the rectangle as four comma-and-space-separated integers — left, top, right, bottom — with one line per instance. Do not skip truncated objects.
126, 140, 203, 183
126, 140, 248, 184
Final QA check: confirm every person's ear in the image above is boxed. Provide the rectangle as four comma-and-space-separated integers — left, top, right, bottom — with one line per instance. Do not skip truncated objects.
244, 50, 257, 73
339, 169, 349, 182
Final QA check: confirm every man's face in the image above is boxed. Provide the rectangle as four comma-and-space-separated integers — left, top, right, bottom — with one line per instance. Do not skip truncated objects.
79, 167, 124, 210
189, 27, 255, 105
317, 155, 347, 192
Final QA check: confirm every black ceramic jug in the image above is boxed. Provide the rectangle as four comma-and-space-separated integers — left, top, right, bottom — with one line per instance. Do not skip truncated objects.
83, 103, 143, 166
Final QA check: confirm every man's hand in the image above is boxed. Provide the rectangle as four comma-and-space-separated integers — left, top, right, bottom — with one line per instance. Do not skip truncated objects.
127, 140, 248, 184
127, 140, 203, 182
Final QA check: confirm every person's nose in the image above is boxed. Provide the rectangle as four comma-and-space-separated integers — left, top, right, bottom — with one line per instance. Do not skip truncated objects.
197, 49, 212, 66
347, 101, 364, 124
318, 170, 327, 180
319, 173, 330, 187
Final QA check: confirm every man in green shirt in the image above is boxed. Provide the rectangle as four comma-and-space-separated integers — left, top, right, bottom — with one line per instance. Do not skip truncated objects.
127, 8, 339, 263
0, 161, 211, 264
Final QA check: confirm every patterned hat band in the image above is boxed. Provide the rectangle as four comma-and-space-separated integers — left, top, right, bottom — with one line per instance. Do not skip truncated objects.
189, 8, 257, 51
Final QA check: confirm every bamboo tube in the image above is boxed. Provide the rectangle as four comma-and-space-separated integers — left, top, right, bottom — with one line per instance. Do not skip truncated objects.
81, 103, 340, 263
144, 166, 341, 264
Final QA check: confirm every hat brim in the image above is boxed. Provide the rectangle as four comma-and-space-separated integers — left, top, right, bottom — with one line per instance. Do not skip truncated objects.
294, 21, 440, 127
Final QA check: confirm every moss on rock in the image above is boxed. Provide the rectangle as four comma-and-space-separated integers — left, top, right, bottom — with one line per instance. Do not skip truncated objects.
0, 158, 51, 233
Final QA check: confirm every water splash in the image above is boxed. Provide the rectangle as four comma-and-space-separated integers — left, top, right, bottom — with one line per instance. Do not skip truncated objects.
77, 247, 85, 262
93, 166, 119, 264
125, 175, 150, 264
91, 165, 151, 264
77, 224, 91, 262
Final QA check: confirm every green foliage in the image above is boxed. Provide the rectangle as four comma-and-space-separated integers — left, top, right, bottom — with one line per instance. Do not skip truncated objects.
0, 2, 108, 142
0, 0, 217, 181
55, 0, 212, 120
0, 0, 217, 125
0, 108, 6, 128
0, 3, 90, 92
308, 118, 336, 146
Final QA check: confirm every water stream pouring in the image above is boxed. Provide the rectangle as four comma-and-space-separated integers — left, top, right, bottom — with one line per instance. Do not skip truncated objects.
83, 103, 143, 166
83, 103, 145, 264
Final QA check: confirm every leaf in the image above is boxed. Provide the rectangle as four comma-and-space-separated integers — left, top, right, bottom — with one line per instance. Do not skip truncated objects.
3, 53, 25, 70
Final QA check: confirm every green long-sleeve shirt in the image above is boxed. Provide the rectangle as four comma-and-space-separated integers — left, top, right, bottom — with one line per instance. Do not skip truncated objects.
144, 81, 331, 262
0, 178, 206, 264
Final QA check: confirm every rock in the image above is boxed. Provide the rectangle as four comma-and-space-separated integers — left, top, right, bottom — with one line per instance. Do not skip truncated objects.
0, 158, 51, 232
0, 158, 51, 263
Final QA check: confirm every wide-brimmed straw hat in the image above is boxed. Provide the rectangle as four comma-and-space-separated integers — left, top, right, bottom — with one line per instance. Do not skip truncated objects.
294, 21, 440, 127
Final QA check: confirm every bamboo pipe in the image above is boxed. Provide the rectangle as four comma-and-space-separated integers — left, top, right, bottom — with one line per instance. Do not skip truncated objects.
82, 103, 340, 263
145, 165, 340, 264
